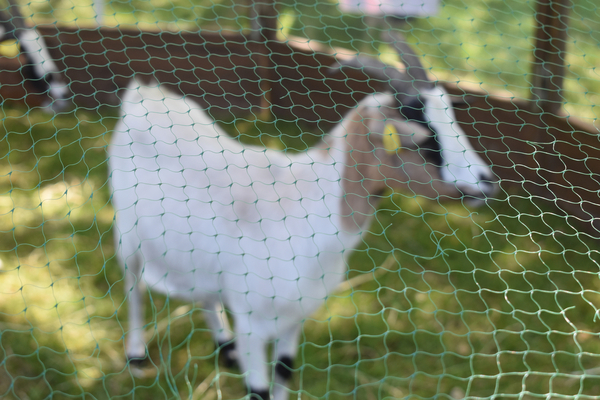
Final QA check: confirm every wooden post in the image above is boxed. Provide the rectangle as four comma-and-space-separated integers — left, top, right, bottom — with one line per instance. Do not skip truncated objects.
530, 0, 571, 115
249, 0, 278, 120
250, 0, 278, 43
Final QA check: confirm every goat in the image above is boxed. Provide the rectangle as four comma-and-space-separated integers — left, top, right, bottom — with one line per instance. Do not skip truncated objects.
109, 78, 496, 400
331, 31, 497, 198
0, 2, 69, 110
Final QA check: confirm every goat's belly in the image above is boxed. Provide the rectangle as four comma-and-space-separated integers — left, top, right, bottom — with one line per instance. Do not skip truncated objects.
222, 244, 348, 307
132, 212, 224, 301
140, 263, 222, 302
138, 242, 223, 302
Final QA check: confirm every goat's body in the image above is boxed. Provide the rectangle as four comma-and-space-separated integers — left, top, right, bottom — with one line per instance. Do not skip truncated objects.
110, 75, 496, 398
111, 84, 358, 300
109, 84, 363, 394
111, 142, 355, 305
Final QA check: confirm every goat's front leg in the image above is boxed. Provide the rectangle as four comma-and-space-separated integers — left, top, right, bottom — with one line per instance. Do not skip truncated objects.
203, 300, 237, 368
271, 323, 301, 400
234, 318, 270, 399
124, 264, 146, 363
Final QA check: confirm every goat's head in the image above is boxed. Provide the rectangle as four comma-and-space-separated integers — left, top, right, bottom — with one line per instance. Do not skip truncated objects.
334, 33, 498, 230
383, 31, 497, 200
335, 33, 497, 199
0, 8, 69, 110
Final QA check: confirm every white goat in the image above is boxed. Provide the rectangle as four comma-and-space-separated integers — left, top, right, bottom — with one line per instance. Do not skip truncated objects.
109, 72, 496, 399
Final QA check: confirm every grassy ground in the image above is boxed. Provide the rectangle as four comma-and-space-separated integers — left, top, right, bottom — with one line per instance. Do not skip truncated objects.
2, 0, 600, 399
2, 104, 600, 400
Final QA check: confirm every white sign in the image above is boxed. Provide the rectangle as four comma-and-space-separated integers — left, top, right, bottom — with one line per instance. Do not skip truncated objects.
339, 0, 440, 16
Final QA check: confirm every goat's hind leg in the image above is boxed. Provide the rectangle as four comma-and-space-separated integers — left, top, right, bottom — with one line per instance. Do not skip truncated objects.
233, 318, 272, 399
272, 324, 301, 400
203, 300, 237, 368
123, 255, 147, 364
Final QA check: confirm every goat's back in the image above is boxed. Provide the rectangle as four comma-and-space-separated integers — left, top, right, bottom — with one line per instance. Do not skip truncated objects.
108, 82, 353, 318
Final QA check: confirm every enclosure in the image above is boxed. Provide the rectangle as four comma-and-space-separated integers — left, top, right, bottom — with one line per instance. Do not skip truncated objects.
1, 0, 600, 399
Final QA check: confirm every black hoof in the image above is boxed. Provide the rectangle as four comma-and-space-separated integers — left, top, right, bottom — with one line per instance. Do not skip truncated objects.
249, 388, 269, 400
217, 340, 238, 369
127, 355, 148, 367
275, 356, 294, 381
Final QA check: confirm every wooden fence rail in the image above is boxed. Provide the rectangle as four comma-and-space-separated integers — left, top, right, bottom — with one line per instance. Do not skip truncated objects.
1, 19, 598, 237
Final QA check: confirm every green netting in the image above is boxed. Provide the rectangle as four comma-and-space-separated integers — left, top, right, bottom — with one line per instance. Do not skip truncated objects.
2, 0, 600, 399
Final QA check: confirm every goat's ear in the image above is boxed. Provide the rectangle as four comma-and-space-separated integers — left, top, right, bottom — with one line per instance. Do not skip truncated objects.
375, 118, 431, 153
0, 38, 19, 58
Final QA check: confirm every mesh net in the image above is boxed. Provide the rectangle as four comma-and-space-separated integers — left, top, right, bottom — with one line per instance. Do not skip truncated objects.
2, 0, 600, 399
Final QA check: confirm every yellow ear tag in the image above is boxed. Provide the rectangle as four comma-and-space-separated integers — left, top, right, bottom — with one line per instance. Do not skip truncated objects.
382, 123, 402, 154
0, 39, 20, 58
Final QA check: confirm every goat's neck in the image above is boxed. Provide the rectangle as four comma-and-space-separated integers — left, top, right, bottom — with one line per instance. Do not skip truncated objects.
324, 113, 388, 233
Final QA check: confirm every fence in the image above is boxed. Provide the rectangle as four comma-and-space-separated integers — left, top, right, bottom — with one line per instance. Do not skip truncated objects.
1, 0, 600, 399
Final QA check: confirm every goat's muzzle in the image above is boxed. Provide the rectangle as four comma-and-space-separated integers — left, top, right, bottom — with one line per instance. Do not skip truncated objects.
458, 177, 499, 206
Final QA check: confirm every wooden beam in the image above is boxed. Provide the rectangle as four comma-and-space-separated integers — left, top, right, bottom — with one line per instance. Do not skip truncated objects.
530, 0, 571, 114
249, 0, 278, 119
250, 0, 278, 43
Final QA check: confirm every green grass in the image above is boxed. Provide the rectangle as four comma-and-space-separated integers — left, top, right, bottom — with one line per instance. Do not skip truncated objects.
2, 0, 600, 399
2, 102, 600, 399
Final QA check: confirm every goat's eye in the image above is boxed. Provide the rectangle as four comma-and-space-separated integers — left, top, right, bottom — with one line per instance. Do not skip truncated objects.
400, 98, 426, 123
418, 135, 444, 167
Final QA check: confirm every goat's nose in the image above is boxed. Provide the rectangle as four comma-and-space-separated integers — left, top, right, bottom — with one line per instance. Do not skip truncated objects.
476, 175, 499, 198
